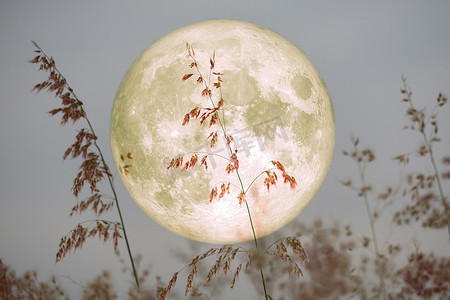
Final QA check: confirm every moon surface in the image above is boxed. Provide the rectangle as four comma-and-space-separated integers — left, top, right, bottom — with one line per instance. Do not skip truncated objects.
110, 19, 335, 244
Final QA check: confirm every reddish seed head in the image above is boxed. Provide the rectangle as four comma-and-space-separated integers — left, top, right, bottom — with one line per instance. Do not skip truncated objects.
237, 192, 246, 206
182, 73, 194, 81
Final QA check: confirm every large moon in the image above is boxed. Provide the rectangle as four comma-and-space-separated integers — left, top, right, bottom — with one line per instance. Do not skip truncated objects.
110, 19, 335, 244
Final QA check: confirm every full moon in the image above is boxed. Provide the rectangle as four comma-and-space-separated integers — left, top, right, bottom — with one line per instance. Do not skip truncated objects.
110, 19, 335, 244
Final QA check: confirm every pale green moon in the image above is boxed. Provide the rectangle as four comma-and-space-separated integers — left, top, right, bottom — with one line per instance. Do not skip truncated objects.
110, 19, 335, 244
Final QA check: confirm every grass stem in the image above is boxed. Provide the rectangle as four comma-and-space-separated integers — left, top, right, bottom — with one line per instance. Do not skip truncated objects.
357, 163, 387, 300
424, 138, 450, 236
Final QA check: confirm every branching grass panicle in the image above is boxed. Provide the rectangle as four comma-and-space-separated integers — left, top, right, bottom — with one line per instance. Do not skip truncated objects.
29, 41, 140, 288
162, 43, 302, 299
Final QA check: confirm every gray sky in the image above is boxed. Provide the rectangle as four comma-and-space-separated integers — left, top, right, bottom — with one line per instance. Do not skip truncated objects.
1, 1, 449, 298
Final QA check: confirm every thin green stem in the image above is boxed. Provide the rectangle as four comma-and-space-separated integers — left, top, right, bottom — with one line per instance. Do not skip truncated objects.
245, 202, 259, 250
358, 164, 380, 255
244, 166, 276, 194
424, 138, 450, 236
83, 108, 140, 289
245, 201, 269, 300
357, 163, 386, 300
192, 53, 269, 299
259, 269, 269, 300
